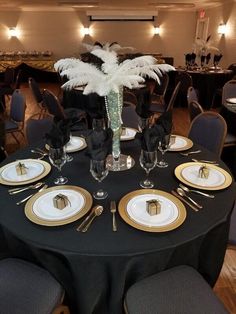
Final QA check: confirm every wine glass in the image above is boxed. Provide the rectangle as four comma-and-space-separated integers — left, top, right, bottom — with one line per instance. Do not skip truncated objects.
64, 133, 73, 162
90, 159, 109, 199
48, 146, 68, 185
139, 150, 157, 189
157, 135, 171, 168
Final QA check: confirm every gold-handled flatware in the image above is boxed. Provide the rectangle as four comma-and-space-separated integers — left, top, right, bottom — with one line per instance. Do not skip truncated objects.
191, 158, 219, 165
180, 150, 201, 157
81, 206, 103, 232
76, 205, 102, 232
179, 183, 214, 199
8, 182, 45, 195
110, 201, 117, 232
176, 188, 203, 209
16, 184, 48, 205
171, 190, 199, 212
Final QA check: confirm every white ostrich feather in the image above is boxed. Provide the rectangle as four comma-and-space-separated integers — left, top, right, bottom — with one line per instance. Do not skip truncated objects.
54, 58, 81, 72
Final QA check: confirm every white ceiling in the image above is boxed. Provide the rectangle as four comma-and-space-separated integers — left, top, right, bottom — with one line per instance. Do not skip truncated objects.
0, 0, 231, 11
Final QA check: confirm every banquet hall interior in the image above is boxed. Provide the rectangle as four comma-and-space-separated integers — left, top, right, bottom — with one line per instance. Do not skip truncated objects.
0, 0, 236, 313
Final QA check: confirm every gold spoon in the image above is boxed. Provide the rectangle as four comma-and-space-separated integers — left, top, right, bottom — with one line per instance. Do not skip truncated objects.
81, 206, 104, 232
8, 182, 44, 195
176, 188, 203, 209
179, 184, 214, 198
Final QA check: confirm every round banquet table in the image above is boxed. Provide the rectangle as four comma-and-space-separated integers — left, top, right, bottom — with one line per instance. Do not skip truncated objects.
0, 137, 234, 314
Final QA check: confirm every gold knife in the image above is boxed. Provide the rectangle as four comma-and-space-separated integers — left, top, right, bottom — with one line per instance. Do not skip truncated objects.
171, 190, 199, 212
110, 201, 117, 232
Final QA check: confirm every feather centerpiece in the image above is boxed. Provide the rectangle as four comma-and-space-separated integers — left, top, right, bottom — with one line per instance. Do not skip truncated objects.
54, 48, 175, 96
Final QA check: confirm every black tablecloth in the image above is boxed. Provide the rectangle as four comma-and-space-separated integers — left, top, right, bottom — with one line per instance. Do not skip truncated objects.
0, 139, 234, 314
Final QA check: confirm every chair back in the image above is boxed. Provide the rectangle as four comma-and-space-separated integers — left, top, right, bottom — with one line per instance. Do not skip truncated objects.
123, 90, 137, 107
28, 77, 43, 104
228, 63, 236, 77
122, 106, 139, 129
187, 86, 198, 105
188, 100, 204, 122
9, 90, 26, 124
153, 73, 169, 97
175, 71, 193, 93
166, 81, 181, 111
14, 70, 22, 89
188, 111, 227, 157
42, 89, 66, 119
222, 80, 236, 105
26, 117, 53, 145
4, 67, 15, 86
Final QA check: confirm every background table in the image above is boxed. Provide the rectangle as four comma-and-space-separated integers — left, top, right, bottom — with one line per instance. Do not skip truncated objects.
0, 138, 234, 314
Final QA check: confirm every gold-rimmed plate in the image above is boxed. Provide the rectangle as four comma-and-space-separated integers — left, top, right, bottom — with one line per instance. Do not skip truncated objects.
120, 128, 138, 141
226, 98, 236, 104
45, 136, 87, 153
169, 135, 193, 152
25, 185, 93, 226
118, 189, 186, 232
175, 162, 232, 190
0, 159, 51, 186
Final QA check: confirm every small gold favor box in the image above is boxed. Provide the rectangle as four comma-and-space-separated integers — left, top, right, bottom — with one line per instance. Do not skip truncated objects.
121, 127, 126, 136
15, 162, 28, 176
53, 193, 70, 210
198, 165, 210, 179
146, 199, 161, 216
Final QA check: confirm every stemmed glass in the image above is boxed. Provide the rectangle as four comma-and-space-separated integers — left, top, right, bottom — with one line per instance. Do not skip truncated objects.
64, 133, 73, 162
48, 146, 68, 185
90, 159, 109, 199
157, 135, 171, 168
139, 150, 157, 189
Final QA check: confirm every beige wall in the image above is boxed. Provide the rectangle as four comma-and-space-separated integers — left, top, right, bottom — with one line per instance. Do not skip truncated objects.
0, 4, 235, 67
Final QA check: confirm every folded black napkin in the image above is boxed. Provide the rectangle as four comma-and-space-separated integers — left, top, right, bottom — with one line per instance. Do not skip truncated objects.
84, 94, 106, 119
206, 53, 211, 65
200, 55, 206, 66
45, 117, 74, 148
86, 128, 113, 160
135, 88, 152, 119
191, 53, 196, 65
213, 54, 223, 64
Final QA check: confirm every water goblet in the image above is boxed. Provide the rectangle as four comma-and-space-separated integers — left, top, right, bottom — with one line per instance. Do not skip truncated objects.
48, 146, 68, 185
157, 136, 171, 168
139, 150, 157, 189
90, 159, 109, 199
64, 133, 73, 162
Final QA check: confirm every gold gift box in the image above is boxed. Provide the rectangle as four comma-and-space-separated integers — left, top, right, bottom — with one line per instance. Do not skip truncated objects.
170, 135, 176, 146
121, 127, 126, 136
15, 162, 28, 176
146, 199, 161, 216
53, 193, 70, 210
198, 165, 210, 179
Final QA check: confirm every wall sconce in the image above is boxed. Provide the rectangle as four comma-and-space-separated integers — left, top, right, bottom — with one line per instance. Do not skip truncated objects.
8, 27, 20, 38
81, 27, 91, 36
218, 24, 227, 35
154, 26, 160, 35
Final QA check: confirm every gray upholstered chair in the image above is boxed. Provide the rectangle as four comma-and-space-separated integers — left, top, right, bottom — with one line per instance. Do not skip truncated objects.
124, 265, 229, 314
0, 258, 70, 314
28, 77, 46, 119
188, 100, 204, 122
150, 72, 169, 108
188, 111, 227, 158
187, 86, 199, 105
222, 80, 236, 106
122, 106, 139, 129
26, 116, 53, 145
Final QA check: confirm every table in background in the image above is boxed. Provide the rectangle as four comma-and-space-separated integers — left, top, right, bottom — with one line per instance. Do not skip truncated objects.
0, 139, 234, 314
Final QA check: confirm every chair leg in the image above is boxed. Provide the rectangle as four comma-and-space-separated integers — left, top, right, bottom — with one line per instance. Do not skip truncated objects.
10, 132, 20, 145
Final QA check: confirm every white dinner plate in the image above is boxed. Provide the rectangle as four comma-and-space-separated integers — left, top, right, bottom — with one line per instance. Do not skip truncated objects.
0, 159, 51, 185
175, 162, 232, 190
169, 135, 193, 152
25, 185, 93, 226
120, 128, 137, 141
64, 136, 87, 153
226, 98, 236, 104
118, 189, 186, 232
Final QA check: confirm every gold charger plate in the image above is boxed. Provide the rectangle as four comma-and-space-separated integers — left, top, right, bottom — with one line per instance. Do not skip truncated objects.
169, 135, 193, 152
175, 162, 232, 190
118, 189, 186, 232
25, 185, 93, 226
0, 159, 51, 186
45, 136, 87, 153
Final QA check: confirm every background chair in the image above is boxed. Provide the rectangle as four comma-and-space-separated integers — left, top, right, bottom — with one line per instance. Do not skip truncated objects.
28, 77, 46, 119
188, 100, 204, 122
0, 67, 15, 112
26, 116, 53, 145
0, 258, 70, 314
150, 72, 169, 108
122, 106, 139, 129
4, 89, 26, 145
228, 63, 236, 79
187, 86, 199, 105
123, 89, 138, 107
42, 89, 88, 131
124, 265, 229, 314
222, 80, 236, 106
174, 71, 193, 107
188, 111, 227, 158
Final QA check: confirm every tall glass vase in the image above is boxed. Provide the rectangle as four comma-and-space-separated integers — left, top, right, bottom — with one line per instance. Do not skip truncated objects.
105, 88, 127, 171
